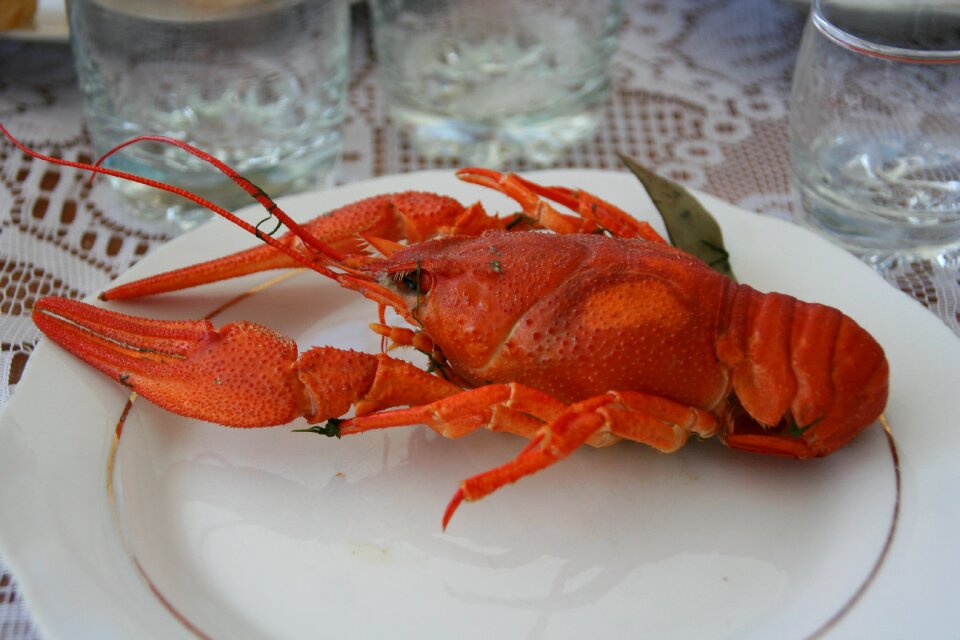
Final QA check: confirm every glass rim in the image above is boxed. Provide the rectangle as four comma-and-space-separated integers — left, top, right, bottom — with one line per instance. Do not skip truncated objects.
813, 0, 960, 63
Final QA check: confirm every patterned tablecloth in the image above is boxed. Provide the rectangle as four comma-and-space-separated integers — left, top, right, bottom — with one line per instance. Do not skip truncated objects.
1, 1, 957, 637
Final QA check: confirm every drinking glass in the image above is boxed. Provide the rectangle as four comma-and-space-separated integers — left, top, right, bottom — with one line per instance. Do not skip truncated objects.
790, 0, 960, 268
69, 0, 348, 230
369, 0, 623, 168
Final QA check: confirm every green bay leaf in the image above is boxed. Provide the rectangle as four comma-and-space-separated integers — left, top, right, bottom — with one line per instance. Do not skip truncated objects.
620, 154, 736, 281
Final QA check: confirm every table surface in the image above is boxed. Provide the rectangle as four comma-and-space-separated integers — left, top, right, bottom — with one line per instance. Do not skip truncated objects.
1, 1, 958, 638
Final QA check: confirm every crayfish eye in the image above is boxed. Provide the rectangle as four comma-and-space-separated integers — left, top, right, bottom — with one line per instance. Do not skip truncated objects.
396, 268, 433, 294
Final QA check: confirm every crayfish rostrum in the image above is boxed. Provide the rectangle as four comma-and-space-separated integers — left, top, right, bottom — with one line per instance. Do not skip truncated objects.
4, 127, 888, 528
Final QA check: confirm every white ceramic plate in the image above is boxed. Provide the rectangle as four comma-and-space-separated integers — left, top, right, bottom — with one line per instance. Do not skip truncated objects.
1, 170, 958, 639
0, 0, 68, 42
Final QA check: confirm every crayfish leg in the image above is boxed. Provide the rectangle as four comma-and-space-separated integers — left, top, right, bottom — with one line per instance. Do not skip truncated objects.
339, 383, 719, 528
444, 390, 719, 526
508, 173, 668, 243
455, 168, 667, 242
337, 382, 565, 439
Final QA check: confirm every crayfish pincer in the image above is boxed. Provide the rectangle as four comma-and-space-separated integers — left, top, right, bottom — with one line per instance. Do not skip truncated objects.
5, 127, 887, 528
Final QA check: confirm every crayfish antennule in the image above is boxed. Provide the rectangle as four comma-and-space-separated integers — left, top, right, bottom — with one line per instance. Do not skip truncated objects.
442, 487, 466, 531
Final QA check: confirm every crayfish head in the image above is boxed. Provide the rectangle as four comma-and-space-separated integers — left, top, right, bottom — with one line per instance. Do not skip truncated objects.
363, 232, 587, 376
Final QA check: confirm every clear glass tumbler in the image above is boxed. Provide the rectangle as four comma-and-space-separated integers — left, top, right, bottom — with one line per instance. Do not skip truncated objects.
370, 0, 623, 168
69, 0, 348, 230
790, 0, 960, 267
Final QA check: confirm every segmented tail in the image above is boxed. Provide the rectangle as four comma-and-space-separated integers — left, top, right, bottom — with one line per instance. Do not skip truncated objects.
717, 284, 888, 457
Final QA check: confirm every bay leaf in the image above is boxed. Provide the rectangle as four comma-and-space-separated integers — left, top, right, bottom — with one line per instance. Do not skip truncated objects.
620, 154, 736, 281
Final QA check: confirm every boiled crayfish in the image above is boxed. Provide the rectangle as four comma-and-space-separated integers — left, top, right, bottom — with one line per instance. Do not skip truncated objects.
3, 126, 888, 528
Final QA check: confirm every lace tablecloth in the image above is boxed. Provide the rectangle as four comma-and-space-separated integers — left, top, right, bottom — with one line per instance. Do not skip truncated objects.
1, 1, 958, 637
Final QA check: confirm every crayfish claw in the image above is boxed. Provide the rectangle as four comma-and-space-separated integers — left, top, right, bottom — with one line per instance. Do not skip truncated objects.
442, 487, 466, 531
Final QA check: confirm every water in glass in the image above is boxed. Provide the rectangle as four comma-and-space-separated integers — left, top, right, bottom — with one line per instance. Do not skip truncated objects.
790, 2, 960, 263
372, 0, 622, 167
70, 0, 348, 229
